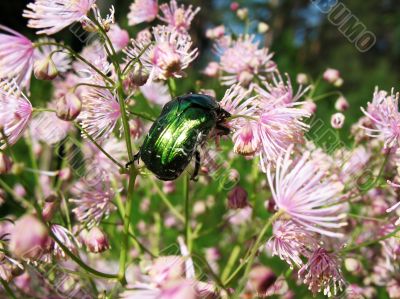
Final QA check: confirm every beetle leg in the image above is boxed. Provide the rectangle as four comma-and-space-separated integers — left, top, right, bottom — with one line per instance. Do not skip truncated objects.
126, 152, 141, 169
190, 150, 201, 181
216, 124, 231, 136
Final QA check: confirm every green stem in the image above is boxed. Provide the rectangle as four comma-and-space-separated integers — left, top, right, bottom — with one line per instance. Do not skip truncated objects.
150, 179, 185, 223
49, 228, 118, 279
128, 110, 156, 122
312, 91, 343, 102
226, 211, 282, 290
183, 174, 191, 252
118, 167, 138, 284
74, 122, 125, 170
122, 42, 153, 75
0, 279, 17, 299
221, 245, 241, 282
167, 78, 177, 97
341, 226, 400, 254
73, 82, 113, 93
0, 179, 32, 209
26, 133, 44, 202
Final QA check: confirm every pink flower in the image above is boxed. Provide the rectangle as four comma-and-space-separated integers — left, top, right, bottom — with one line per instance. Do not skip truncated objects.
331, 112, 345, 129
0, 79, 33, 149
202, 62, 220, 78
78, 84, 121, 140
267, 220, 317, 268
128, 0, 158, 26
9, 215, 52, 261
266, 147, 346, 237
23, 0, 95, 35
140, 80, 172, 106
158, 0, 200, 33
323, 68, 341, 84
361, 87, 400, 148
70, 179, 115, 227
0, 26, 35, 89
30, 108, 73, 145
217, 35, 276, 86
298, 248, 345, 297
82, 227, 110, 253
34, 38, 71, 74
50, 224, 80, 260
126, 25, 198, 80
255, 73, 309, 105
82, 137, 127, 175
107, 24, 130, 52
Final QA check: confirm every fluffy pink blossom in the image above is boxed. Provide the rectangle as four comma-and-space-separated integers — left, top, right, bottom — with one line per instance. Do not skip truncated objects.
267, 220, 317, 268
107, 24, 130, 52
23, 0, 96, 35
0, 79, 33, 149
158, 0, 200, 33
217, 34, 276, 86
78, 84, 121, 140
140, 80, 172, 106
126, 25, 198, 80
128, 0, 158, 26
361, 87, 400, 148
0, 26, 35, 89
70, 179, 116, 227
266, 147, 346, 237
298, 248, 345, 297
220, 83, 310, 163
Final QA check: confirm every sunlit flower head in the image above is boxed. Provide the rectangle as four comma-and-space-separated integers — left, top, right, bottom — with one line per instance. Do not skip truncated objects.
23, 0, 96, 35
0, 79, 33, 149
255, 73, 310, 106
126, 25, 198, 80
298, 248, 345, 297
220, 85, 259, 156
0, 26, 35, 89
78, 84, 121, 140
73, 41, 110, 79
267, 220, 317, 268
361, 87, 400, 148
70, 178, 115, 227
159, 0, 200, 33
217, 34, 276, 86
256, 83, 310, 164
128, 0, 158, 26
267, 147, 347, 238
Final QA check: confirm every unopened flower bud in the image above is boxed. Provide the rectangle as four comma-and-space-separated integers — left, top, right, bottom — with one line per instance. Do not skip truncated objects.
10, 215, 52, 261
230, 2, 240, 11
302, 100, 317, 114
331, 112, 345, 129
335, 96, 349, 111
334, 77, 344, 87
228, 186, 249, 209
58, 168, 72, 181
0, 153, 12, 174
296, 73, 309, 85
248, 266, 277, 296
203, 62, 220, 78
42, 194, 59, 221
237, 8, 248, 20
257, 22, 269, 33
323, 68, 342, 85
34, 57, 58, 81
345, 258, 363, 274
56, 93, 82, 121
130, 63, 150, 87
84, 227, 110, 253
13, 184, 26, 197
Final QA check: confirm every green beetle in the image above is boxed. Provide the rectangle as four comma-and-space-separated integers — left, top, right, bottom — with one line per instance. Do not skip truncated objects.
132, 94, 231, 181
